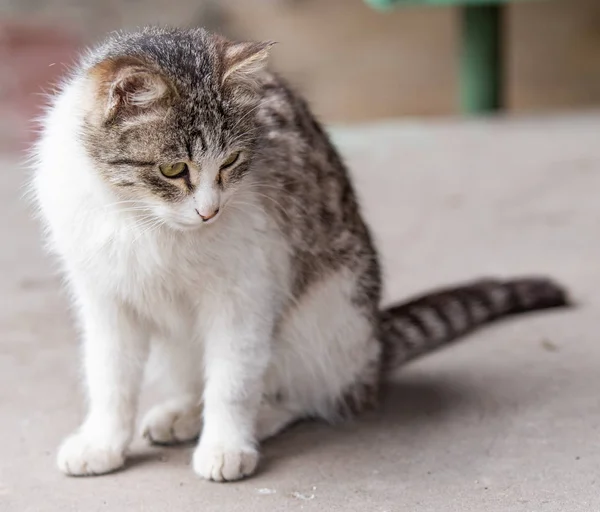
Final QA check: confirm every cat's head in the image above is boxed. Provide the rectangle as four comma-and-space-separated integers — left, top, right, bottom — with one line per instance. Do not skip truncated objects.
80, 27, 274, 230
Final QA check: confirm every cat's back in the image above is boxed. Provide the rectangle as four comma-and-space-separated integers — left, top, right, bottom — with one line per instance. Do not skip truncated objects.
251, 73, 380, 298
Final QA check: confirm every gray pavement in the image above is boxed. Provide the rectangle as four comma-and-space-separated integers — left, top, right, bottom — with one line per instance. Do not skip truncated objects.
1, 112, 599, 511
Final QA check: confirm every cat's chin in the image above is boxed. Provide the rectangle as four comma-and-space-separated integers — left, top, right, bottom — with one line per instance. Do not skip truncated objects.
154, 212, 207, 232
166, 220, 206, 232
163, 212, 222, 232
154, 208, 222, 232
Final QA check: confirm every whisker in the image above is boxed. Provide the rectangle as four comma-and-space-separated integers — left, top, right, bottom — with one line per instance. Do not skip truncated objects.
132, 219, 165, 244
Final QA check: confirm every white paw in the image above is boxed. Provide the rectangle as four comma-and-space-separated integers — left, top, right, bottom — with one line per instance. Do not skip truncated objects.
141, 398, 202, 445
57, 432, 125, 476
192, 441, 259, 482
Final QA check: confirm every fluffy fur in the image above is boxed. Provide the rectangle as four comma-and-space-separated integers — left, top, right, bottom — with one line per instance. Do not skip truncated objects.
31, 27, 569, 482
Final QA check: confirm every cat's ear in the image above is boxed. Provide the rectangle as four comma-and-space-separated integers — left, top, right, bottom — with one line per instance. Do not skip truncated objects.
87, 56, 175, 123
221, 40, 275, 88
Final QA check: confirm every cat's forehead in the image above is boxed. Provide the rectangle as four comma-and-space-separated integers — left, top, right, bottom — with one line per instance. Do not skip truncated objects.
106, 107, 238, 164
174, 103, 235, 152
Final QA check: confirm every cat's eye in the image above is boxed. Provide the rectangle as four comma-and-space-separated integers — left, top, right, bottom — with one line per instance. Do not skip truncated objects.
220, 151, 240, 169
160, 162, 188, 179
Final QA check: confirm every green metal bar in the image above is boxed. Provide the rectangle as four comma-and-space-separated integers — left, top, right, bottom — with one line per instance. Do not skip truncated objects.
460, 4, 503, 113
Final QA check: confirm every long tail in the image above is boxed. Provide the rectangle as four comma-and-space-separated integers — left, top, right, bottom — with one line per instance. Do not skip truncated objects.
379, 276, 570, 371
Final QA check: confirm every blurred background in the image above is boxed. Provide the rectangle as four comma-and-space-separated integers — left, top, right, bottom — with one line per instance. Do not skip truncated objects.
1, 0, 599, 152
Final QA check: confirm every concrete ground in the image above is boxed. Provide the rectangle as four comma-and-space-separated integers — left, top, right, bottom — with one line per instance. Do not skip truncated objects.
1, 112, 599, 511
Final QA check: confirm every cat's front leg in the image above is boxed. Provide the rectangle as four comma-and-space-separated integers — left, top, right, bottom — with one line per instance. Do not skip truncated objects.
57, 291, 149, 476
192, 291, 273, 482
141, 338, 203, 445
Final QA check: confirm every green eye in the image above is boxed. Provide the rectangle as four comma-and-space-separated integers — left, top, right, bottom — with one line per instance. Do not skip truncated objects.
221, 151, 240, 169
160, 162, 188, 178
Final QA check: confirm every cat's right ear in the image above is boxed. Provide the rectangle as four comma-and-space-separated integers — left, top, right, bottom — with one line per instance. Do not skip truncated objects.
220, 40, 275, 92
87, 56, 176, 124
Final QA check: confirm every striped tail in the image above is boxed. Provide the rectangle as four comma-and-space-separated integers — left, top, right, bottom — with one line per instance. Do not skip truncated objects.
379, 277, 570, 371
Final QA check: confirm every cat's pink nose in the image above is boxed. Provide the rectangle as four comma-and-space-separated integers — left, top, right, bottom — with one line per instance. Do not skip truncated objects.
195, 207, 220, 222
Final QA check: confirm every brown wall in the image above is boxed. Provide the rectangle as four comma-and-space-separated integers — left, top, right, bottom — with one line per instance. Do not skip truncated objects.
508, 0, 600, 112
1, 0, 599, 124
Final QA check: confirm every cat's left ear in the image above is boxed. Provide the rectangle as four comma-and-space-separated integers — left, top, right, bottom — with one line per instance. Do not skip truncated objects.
221, 40, 276, 88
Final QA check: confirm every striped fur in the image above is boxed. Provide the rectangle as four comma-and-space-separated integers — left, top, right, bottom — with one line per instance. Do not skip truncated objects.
379, 277, 570, 371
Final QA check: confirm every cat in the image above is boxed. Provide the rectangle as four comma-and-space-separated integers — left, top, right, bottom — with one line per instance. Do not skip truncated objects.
31, 26, 569, 482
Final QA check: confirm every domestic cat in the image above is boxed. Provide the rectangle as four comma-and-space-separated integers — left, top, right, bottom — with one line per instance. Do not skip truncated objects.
31, 27, 568, 482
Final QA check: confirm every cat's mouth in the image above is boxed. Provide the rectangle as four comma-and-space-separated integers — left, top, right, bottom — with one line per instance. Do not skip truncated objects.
165, 212, 220, 232
146, 203, 221, 232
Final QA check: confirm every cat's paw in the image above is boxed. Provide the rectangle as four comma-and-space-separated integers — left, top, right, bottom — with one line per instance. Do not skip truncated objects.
141, 398, 202, 445
192, 441, 259, 482
57, 432, 125, 476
